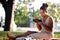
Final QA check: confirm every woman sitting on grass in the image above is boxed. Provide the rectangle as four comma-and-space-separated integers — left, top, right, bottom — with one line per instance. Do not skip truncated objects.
7, 3, 53, 39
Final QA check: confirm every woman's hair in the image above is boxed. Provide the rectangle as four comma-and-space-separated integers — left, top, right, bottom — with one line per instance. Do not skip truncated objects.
40, 3, 48, 11
43, 3, 48, 7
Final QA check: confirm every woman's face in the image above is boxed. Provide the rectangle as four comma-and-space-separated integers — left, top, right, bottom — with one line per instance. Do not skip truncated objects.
39, 9, 45, 17
39, 8, 48, 17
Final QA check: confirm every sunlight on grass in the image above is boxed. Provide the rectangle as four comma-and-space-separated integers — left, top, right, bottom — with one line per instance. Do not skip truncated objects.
54, 32, 60, 38
0, 31, 24, 40
0, 31, 24, 37
0, 31, 60, 40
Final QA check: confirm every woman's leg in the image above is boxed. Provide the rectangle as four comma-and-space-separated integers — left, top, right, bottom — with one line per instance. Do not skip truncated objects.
27, 31, 51, 39
7, 31, 38, 39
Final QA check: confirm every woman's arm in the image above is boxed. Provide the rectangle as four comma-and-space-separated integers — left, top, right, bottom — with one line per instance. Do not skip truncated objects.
36, 22, 42, 31
42, 17, 53, 32
33, 18, 42, 31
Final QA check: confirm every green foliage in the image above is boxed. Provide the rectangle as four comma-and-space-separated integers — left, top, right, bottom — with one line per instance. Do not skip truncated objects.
33, 10, 42, 19
14, 0, 41, 27
14, 1, 60, 27
48, 3, 60, 22
14, 0, 29, 27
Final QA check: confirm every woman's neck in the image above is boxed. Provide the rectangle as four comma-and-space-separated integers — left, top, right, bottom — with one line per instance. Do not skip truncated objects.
43, 15, 48, 19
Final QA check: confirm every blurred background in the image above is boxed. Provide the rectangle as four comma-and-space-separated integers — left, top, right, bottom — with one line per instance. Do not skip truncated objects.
0, 0, 60, 32
0, 0, 60, 39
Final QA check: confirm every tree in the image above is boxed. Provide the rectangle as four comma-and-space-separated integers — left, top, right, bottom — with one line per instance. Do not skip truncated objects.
0, 0, 15, 31
48, 3, 60, 22
14, 0, 29, 27
47, 2, 57, 22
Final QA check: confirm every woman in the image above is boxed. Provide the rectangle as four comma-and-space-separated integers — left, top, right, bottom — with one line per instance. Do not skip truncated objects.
7, 3, 53, 39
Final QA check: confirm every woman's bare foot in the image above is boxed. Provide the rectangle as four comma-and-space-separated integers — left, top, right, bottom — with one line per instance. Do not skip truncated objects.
7, 32, 16, 39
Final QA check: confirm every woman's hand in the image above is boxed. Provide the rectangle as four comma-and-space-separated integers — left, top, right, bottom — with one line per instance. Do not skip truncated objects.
37, 22, 43, 26
36, 22, 42, 31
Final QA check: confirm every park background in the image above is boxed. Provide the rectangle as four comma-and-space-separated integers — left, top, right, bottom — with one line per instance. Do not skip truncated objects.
0, 0, 60, 40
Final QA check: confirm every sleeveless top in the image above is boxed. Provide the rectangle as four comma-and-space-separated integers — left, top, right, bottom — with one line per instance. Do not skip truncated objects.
41, 16, 52, 33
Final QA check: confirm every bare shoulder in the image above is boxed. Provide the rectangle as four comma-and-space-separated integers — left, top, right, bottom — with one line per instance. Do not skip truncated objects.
47, 16, 53, 24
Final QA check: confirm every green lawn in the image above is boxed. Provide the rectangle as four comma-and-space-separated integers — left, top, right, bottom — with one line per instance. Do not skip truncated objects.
54, 32, 60, 38
0, 31, 24, 40
0, 31, 60, 39
0, 31, 23, 37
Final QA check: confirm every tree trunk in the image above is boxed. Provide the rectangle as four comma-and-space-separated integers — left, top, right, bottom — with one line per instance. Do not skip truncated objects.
0, 0, 15, 31
10, 0, 16, 32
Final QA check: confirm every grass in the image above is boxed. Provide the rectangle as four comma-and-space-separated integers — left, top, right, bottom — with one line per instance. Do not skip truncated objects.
0, 31, 24, 37
0, 31, 24, 40
54, 32, 60, 38
0, 31, 60, 40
